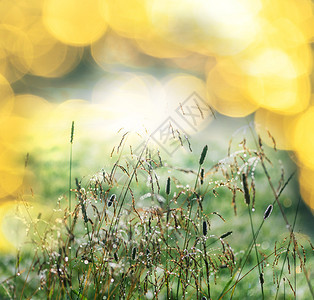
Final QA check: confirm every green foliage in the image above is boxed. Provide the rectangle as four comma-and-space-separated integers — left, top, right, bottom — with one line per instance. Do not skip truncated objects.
1, 128, 313, 300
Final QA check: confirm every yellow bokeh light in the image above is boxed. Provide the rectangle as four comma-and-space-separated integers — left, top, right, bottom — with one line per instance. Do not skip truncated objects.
0, 24, 33, 83
43, 0, 108, 46
135, 34, 189, 58
195, 0, 262, 55
0, 115, 28, 147
102, 0, 151, 39
149, 0, 262, 56
13, 94, 52, 119
30, 42, 83, 78
0, 200, 57, 253
254, 109, 298, 150
0, 146, 25, 199
0, 0, 30, 30
0, 74, 15, 122
29, 41, 67, 77
25, 18, 58, 57
247, 72, 310, 115
91, 32, 152, 71
0, 170, 24, 199
206, 59, 259, 117
292, 106, 314, 169
0, 0, 312, 229
262, 0, 314, 40
0, 202, 19, 252
298, 166, 314, 212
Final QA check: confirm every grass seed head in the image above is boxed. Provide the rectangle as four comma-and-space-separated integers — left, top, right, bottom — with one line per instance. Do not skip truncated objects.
199, 145, 208, 165
114, 252, 119, 262
263, 204, 273, 220
220, 231, 233, 239
70, 121, 74, 144
242, 173, 250, 205
132, 247, 137, 260
200, 168, 205, 185
202, 220, 208, 236
260, 272, 264, 285
108, 194, 116, 207
166, 177, 171, 195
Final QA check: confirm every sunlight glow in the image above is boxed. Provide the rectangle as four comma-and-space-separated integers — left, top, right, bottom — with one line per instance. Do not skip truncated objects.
43, 0, 108, 45
0, 0, 313, 251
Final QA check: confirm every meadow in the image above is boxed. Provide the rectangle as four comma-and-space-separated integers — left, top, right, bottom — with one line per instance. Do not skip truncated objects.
0, 1, 313, 299
0, 120, 313, 300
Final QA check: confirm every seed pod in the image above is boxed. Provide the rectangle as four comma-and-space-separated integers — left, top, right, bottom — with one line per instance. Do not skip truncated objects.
242, 173, 250, 205
258, 135, 263, 149
263, 204, 273, 220
70, 121, 74, 144
202, 220, 208, 236
114, 252, 118, 262
260, 272, 264, 285
166, 177, 171, 195
200, 168, 205, 185
199, 145, 208, 165
108, 194, 116, 207
220, 231, 233, 239
132, 247, 137, 260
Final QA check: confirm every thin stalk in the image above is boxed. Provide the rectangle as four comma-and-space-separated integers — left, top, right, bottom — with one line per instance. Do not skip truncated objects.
247, 120, 314, 298
274, 198, 300, 300
166, 176, 171, 300
177, 145, 207, 299
166, 203, 169, 300
202, 238, 211, 299
69, 121, 74, 285
177, 164, 201, 298
247, 205, 264, 299
294, 247, 296, 300
219, 246, 286, 299
226, 171, 295, 299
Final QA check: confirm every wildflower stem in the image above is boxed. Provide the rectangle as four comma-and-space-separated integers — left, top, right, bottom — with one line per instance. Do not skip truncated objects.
274, 197, 300, 300
247, 205, 264, 299
69, 121, 74, 287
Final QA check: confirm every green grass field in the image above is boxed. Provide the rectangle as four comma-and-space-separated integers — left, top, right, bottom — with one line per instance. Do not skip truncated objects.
0, 119, 313, 300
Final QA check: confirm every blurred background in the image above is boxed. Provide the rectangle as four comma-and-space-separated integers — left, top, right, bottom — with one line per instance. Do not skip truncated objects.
0, 0, 314, 253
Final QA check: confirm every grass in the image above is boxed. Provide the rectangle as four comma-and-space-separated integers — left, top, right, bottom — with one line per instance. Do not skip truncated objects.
0, 123, 313, 299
